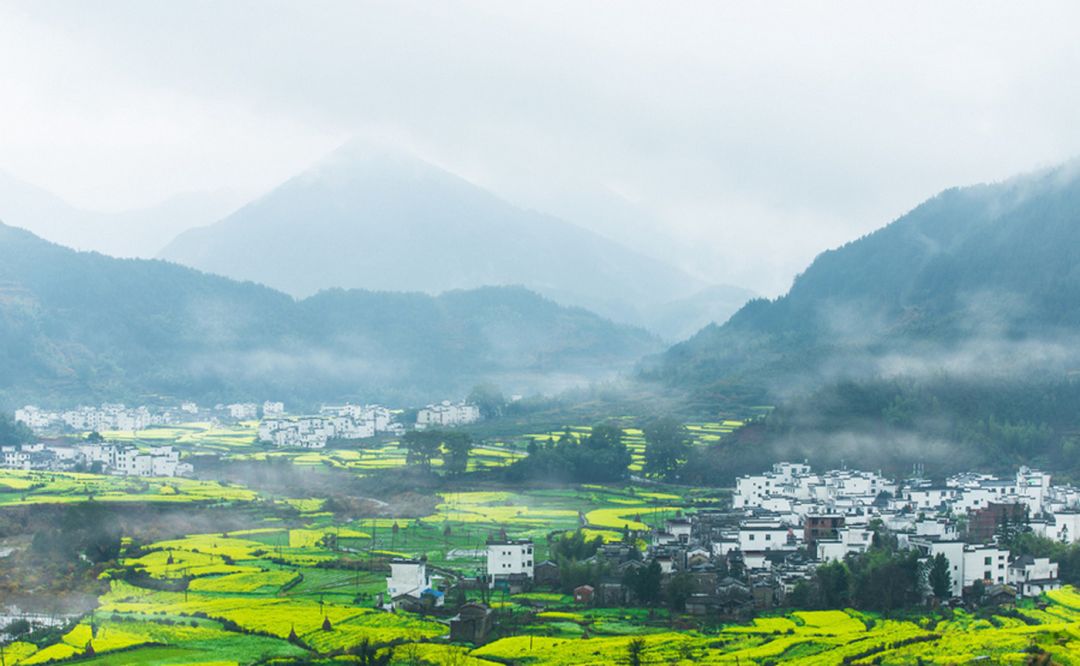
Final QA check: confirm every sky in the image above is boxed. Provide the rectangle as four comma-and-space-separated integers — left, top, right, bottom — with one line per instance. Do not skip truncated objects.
2, 1, 1080, 295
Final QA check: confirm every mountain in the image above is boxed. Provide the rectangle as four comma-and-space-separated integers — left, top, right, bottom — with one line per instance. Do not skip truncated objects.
158, 142, 749, 338
0, 223, 661, 408
0, 169, 239, 258
649, 161, 1080, 396
648, 161, 1080, 476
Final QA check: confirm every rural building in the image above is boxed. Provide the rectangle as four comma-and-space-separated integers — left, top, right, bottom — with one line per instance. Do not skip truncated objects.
573, 584, 594, 604
1008, 555, 1061, 597
449, 602, 494, 644
533, 560, 559, 587
385, 558, 442, 609
803, 514, 843, 550
486, 539, 534, 589
416, 401, 481, 429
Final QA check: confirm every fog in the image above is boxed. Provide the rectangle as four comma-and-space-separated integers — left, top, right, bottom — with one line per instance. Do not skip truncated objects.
2, 2, 1080, 294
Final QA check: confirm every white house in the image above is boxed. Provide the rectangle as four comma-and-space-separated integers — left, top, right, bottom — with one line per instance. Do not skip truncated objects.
385, 559, 442, 608
417, 401, 481, 429
665, 518, 692, 541
262, 401, 285, 418
1050, 512, 1080, 544
486, 539, 534, 588
904, 487, 959, 512
1008, 555, 1061, 597
227, 403, 259, 420
737, 520, 797, 553
962, 545, 1010, 589
815, 526, 875, 562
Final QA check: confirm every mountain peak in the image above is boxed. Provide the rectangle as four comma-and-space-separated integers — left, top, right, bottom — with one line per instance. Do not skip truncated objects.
158, 142, 735, 336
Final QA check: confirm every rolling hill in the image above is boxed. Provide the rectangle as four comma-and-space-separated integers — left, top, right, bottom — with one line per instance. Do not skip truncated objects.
0, 223, 662, 408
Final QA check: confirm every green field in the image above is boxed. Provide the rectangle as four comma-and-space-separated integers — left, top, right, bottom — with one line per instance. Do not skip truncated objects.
0, 469, 256, 506
8, 416, 1080, 664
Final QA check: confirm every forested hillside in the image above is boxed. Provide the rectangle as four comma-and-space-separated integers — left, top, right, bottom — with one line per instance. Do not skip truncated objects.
0, 224, 661, 408
649, 162, 1080, 476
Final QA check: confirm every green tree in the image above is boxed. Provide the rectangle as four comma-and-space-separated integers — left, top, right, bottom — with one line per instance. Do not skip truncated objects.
402, 431, 441, 472
0, 413, 32, 446
551, 530, 603, 561
643, 417, 692, 480
851, 548, 922, 611
816, 560, 851, 608
626, 637, 647, 666
667, 572, 694, 611
441, 432, 473, 476
927, 552, 952, 600
627, 560, 663, 605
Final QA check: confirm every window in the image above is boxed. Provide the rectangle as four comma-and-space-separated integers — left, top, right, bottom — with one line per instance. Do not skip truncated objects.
765, 534, 772, 541
984, 556, 992, 565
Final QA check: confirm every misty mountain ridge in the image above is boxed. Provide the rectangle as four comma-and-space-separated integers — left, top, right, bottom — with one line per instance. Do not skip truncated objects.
159, 141, 753, 340
646, 160, 1080, 478
0, 168, 239, 258
0, 223, 661, 408
648, 159, 1080, 399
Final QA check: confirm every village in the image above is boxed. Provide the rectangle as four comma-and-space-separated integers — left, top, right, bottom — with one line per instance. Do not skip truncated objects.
3, 399, 484, 471
0, 440, 191, 477
376, 460, 1077, 639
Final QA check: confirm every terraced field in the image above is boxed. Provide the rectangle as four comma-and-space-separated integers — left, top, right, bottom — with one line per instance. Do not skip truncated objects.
472, 602, 1080, 664
96, 421, 260, 453
0, 469, 256, 506
7, 476, 1080, 664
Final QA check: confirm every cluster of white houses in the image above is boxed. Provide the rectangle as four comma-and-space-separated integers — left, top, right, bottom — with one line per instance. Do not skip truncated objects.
16, 404, 157, 433
15, 400, 290, 434
257, 404, 402, 449
416, 401, 481, 429
0, 441, 191, 477
712, 462, 1072, 600
376, 464, 1076, 618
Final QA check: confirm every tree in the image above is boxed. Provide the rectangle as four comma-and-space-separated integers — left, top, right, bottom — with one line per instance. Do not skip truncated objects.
402, 431, 442, 472
0, 413, 32, 446
626, 638, 647, 666
468, 383, 507, 419
643, 417, 692, 480
506, 423, 631, 483
815, 560, 851, 608
551, 530, 603, 562
850, 549, 922, 611
348, 639, 393, 666
927, 553, 952, 600
441, 432, 473, 476
627, 560, 662, 605
667, 572, 693, 611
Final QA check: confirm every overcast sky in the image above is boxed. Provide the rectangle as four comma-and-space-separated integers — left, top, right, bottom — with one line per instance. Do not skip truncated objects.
2, 1, 1080, 295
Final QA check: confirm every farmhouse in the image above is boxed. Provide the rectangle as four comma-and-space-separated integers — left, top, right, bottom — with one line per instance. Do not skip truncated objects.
385, 558, 443, 609
416, 401, 481, 429
1008, 555, 1062, 597
486, 539, 534, 589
